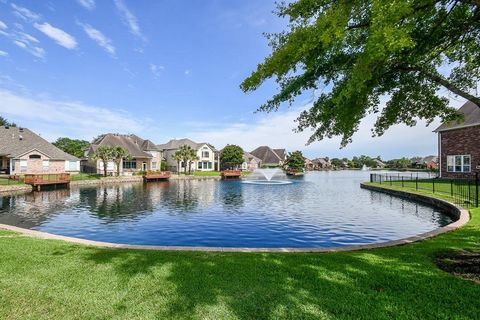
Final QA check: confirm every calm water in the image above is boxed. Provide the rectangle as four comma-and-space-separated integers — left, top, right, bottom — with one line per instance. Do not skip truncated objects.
0, 171, 452, 248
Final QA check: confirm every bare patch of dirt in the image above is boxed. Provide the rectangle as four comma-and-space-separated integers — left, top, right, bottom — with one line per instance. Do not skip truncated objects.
435, 250, 480, 284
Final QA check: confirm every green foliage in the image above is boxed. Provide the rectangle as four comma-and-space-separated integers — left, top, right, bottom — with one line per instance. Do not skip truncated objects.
52, 137, 90, 158
111, 146, 132, 176
285, 150, 305, 171
160, 160, 166, 171
220, 145, 244, 169
241, 1, 480, 146
173, 145, 198, 174
0, 116, 16, 127
91, 145, 115, 177
387, 157, 413, 169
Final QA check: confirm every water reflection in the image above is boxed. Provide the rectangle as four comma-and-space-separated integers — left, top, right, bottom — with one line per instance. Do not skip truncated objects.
0, 172, 453, 248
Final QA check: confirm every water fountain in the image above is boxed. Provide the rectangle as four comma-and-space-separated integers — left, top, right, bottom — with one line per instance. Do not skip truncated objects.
242, 168, 292, 185
361, 164, 370, 171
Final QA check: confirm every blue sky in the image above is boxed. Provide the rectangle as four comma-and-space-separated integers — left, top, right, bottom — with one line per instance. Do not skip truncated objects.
0, 0, 465, 159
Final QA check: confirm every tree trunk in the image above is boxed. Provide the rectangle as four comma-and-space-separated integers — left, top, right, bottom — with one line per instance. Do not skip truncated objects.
116, 160, 121, 177
188, 161, 192, 175
103, 159, 108, 177
177, 161, 180, 175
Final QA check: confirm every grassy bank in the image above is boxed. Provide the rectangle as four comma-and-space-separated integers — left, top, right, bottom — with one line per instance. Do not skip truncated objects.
0, 186, 479, 319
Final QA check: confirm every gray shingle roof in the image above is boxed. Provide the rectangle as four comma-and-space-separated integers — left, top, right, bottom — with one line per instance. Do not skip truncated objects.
250, 146, 285, 164
158, 138, 216, 151
435, 101, 480, 132
243, 152, 261, 163
0, 126, 78, 160
88, 134, 156, 158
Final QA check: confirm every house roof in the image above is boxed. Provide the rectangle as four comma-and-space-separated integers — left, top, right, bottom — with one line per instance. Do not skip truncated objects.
157, 138, 216, 151
243, 152, 262, 163
0, 126, 78, 161
88, 133, 157, 158
312, 158, 330, 165
250, 146, 285, 164
435, 101, 480, 132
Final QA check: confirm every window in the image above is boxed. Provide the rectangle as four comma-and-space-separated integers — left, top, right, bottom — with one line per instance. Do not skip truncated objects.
20, 159, 27, 172
152, 162, 157, 169
122, 160, 137, 169
29, 154, 41, 159
68, 161, 77, 171
202, 151, 209, 158
447, 155, 471, 173
198, 162, 202, 169
42, 160, 49, 171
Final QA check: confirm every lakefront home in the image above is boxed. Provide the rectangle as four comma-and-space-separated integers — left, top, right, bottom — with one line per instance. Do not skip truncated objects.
241, 152, 262, 171
435, 101, 480, 178
84, 133, 162, 175
0, 126, 80, 175
158, 138, 219, 172
250, 146, 286, 167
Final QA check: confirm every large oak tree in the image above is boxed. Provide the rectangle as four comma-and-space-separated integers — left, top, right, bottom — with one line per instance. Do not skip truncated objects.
241, 0, 480, 146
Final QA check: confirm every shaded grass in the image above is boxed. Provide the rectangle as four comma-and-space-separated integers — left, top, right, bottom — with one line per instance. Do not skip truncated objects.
0, 189, 479, 319
70, 173, 103, 181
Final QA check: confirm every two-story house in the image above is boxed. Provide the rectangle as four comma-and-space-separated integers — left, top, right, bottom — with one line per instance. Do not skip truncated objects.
0, 126, 80, 175
434, 101, 480, 178
85, 133, 162, 175
158, 138, 219, 172
250, 146, 287, 167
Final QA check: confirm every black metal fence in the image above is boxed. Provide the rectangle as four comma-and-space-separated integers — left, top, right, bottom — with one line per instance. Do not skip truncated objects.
370, 173, 479, 208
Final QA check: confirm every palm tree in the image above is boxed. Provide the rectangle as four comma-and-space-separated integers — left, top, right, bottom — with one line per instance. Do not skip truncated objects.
91, 145, 115, 177
172, 151, 183, 175
176, 145, 198, 175
111, 146, 132, 176
186, 148, 198, 175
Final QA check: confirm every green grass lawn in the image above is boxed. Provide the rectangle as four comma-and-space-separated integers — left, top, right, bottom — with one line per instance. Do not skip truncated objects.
0, 179, 25, 186
70, 173, 103, 181
0, 185, 479, 319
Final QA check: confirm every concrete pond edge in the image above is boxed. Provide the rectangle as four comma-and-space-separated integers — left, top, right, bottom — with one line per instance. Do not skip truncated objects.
0, 182, 470, 253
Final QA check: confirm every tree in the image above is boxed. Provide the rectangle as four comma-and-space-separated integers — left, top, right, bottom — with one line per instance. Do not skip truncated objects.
220, 145, 244, 169
111, 146, 132, 176
91, 145, 115, 177
241, 1, 480, 147
52, 137, 90, 158
172, 152, 183, 175
285, 150, 306, 172
0, 116, 16, 127
186, 147, 198, 175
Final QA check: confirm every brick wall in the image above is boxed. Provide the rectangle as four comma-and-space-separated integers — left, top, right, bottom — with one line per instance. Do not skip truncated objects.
440, 125, 480, 179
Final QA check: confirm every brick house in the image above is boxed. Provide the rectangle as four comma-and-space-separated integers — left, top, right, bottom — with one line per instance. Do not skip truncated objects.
0, 126, 80, 175
434, 101, 480, 179
85, 134, 162, 175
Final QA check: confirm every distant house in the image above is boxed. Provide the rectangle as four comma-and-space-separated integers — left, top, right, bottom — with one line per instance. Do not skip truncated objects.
0, 126, 79, 175
241, 152, 262, 171
312, 157, 331, 170
304, 158, 315, 171
250, 146, 286, 167
373, 159, 386, 169
434, 101, 480, 178
158, 138, 219, 172
85, 134, 162, 175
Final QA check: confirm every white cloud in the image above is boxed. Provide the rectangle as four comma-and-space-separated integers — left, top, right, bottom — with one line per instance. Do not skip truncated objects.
0, 89, 144, 141
150, 63, 164, 77
78, 22, 115, 55
0, 25, 46, 59
188, 103, 451, 159
114, 0, 146, 42
13, 40, 26, 48
17, 32, 39, 43
0, 50, 8, 57
184, 69, 191, 76
0, 20, 7, 29
11, 3, 41, 22
34, 22, 77, 49
76, 0, 95, 10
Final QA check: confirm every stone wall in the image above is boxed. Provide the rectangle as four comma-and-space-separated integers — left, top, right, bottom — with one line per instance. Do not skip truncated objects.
440, 125, 480, 179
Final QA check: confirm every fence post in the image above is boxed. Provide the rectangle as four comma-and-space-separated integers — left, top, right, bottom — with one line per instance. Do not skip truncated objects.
451, 179, 453, 196
432, 178, 435, 193
476, 172, 479, 207
390, 176, 392, 186
379, 175, 382, 184
402, 176, 404, 188
370, 174, 373, 183
416, 176, 418, 190
468, 180, 471, 205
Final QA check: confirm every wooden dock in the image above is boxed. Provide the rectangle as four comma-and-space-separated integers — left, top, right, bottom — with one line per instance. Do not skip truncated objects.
143, 171, 171, 182
221, 170, 242, 180
24, 173, 70, 191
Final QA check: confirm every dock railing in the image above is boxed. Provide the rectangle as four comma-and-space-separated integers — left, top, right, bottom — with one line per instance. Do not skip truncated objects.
370, 172, 479, 208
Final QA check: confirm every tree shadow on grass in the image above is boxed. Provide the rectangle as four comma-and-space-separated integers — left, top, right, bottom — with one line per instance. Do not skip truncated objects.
80, 240, 480, 319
